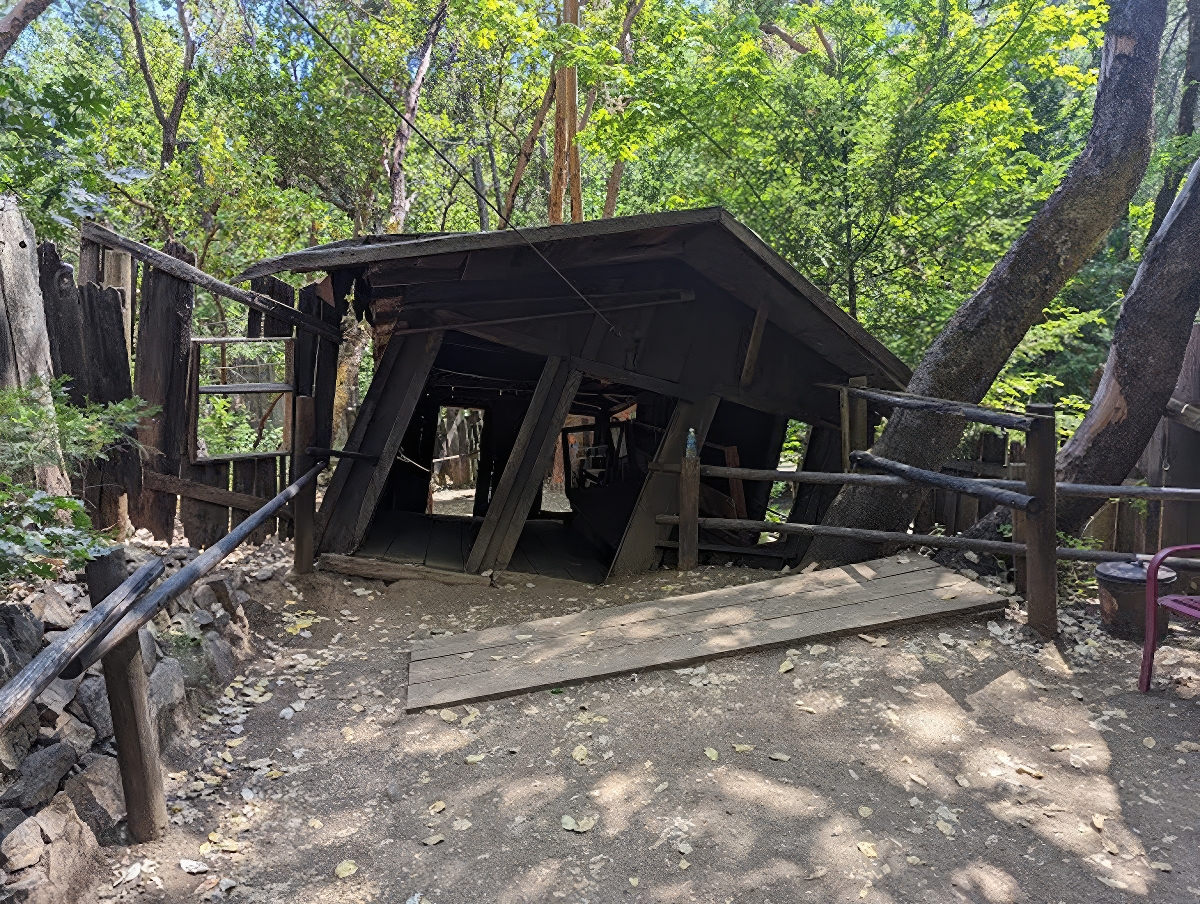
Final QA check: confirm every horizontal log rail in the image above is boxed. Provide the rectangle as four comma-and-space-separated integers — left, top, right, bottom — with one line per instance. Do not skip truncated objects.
66, 461, 325, 676
387, 295, 691, 338
654, 516, 1200, 571
850, 451, 1040, 513
648, 462, 1200, 502
142, 470, 294, 520
0, 560, 164, 732
81, 222, 340, 342
816, 383, 1038, 431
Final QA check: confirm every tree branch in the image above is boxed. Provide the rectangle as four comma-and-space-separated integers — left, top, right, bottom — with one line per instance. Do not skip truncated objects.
0, 0, 52, 63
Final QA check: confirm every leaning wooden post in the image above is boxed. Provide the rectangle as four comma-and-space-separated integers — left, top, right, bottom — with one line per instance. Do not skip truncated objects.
293, 395, 317, 574
88, 546, 168, 842
678, 428, 700, 571
1024, 403, 1058, 638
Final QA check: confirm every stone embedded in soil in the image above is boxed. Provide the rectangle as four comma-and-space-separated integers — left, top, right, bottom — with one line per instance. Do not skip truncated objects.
148, 657, 187, 746
63, 757, 125, 843
0, 743, 77, 810
1, 819, 43, 870
0, 706, 38, 774
138, 628, 160, 676
66, 677, 112, 740
0, 604, 43, 660
39, 714, 94, 759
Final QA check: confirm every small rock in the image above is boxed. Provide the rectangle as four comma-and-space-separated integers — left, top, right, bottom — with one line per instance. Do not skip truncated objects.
62, 756, 125, 843
0, 706, 38, 774
34, 677, 76, 719
42, 714, 94, 758
28, 589, 74, 632
193, 609, 215, 628
67, 677, 112, 740
148, 657, 186, 748
202, 632, 236, 688
138, 627, 160, 676
1, 819, 43, 869
0, 604, 42, 659
0, 808, 27, 838
0, 742, 76, 809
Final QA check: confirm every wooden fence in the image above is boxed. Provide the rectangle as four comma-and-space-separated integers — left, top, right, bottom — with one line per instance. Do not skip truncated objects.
662, 387, 1200, 640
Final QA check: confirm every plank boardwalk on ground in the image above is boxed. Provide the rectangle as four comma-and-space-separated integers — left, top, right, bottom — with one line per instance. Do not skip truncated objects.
405, 555, 1004, 710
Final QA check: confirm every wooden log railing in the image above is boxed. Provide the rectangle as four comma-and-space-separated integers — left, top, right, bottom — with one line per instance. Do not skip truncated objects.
667, 392, 1200, 641
0, 409, 325, 843
80, 222, 340, 342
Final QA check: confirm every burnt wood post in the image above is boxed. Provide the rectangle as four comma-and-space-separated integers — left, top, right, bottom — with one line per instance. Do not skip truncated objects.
293, 395, 316, 574
37, 243, 88, 406
130, 242, 196, 540
678, 431, 700, 571
87, 546, 167, 842
80, 283, 137, 533
1025, 403, 1058, 638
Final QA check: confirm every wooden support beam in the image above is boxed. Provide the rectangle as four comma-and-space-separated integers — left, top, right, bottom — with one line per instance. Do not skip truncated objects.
1024, 402, 1058, 638
317, 330, 445, 554
465, 356, 583, 573
1167, 396, 1200, 434
87, 547, 167, 843
318, 553, 491, 586
848, 375, 870, 452
739, 302, 768, 389
293, 396, 316, 574
142, 469, 291, 519
129, 242, 195, 541
678, 440, 700, 571
80, 222, 340, 342
608, 394, 721, 579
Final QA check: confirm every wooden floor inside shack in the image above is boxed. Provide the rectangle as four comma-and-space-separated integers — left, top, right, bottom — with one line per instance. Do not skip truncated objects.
405, 554, 1004, 710
359, 511, 611, 583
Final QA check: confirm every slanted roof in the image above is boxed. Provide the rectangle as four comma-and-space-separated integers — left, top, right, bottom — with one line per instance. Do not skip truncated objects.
239, 208, 911, 398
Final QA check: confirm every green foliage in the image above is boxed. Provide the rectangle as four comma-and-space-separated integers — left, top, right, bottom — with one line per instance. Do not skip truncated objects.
0, 477, 105, 581
197, 396, 283, 456
0, 378, 153, 483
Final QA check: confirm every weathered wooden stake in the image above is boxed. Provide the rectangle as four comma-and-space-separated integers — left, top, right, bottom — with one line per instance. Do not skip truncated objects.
840, 376, 872, 472
293, 395, 316, 574
1025, 403, 1058, 638
678, 430, 700, 571
87, 547, 167, 843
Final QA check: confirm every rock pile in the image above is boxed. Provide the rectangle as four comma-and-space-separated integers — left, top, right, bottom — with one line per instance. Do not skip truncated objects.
0, 529, 290, 902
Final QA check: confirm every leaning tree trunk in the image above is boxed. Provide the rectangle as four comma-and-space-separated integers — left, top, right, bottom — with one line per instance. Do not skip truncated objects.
802, 0, 1168, 568
942, 156, 1200, 564
1056, 157, 1200, 532
1147, 0, 1200, 240
0, 197, 71, 495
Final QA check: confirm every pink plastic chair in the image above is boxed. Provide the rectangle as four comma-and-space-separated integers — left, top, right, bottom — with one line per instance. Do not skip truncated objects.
1139, 545, 1200, 692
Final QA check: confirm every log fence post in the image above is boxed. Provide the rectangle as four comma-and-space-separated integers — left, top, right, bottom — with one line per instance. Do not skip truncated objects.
678, 428, 700, 571
87, 546, 168, 842
293, 395, 317, 574
1024, 403, 1058, 637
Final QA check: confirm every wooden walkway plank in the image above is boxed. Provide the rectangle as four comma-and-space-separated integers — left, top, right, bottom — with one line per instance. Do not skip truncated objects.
409, 566, 972, 686
410, 556, 933, 660
405, 556, 1001, 710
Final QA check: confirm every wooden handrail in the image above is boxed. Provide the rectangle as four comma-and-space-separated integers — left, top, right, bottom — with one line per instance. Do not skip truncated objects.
81, 222, 341, 342
816, 383, 1038, 431
648, 462, 1200, 502
64, 461, 325, 676
0, 559, 164, 732
851, 451, 1040, 513
654, 515, 1200, 570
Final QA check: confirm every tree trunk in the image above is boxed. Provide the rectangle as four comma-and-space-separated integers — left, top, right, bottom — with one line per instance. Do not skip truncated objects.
128, 0, 195, 167
501, 71, 556, 228
332, 316, 370, 450
0, 197, 71, 496
1056, 157, 1200, 532
385, 1, 448, 233
1148, 0, 1200, 240
0, 0, 52, 63
803, 0, 1168, 568
603, 159, 625, 217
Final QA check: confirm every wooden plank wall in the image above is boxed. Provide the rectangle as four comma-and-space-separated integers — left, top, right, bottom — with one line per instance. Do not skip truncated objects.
129, 242, 196, 541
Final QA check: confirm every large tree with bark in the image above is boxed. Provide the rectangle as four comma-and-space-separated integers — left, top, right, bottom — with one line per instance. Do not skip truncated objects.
802, 0, 1169, 568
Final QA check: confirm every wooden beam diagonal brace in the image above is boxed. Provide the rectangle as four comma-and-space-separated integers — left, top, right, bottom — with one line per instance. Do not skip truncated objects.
465, 356, 583, 574
80, 222, 341, 342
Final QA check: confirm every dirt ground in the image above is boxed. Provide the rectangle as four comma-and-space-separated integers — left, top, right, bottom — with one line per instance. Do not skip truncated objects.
85, 550, 1200, 904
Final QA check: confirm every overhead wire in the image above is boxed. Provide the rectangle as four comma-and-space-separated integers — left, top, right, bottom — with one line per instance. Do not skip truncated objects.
280, 0, 622, 338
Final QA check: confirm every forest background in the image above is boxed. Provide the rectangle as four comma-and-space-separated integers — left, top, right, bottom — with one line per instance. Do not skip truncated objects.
2, 0, 1197, 454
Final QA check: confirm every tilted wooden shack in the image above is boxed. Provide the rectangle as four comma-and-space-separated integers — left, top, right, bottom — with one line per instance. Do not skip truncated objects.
238, 208, 910, 582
